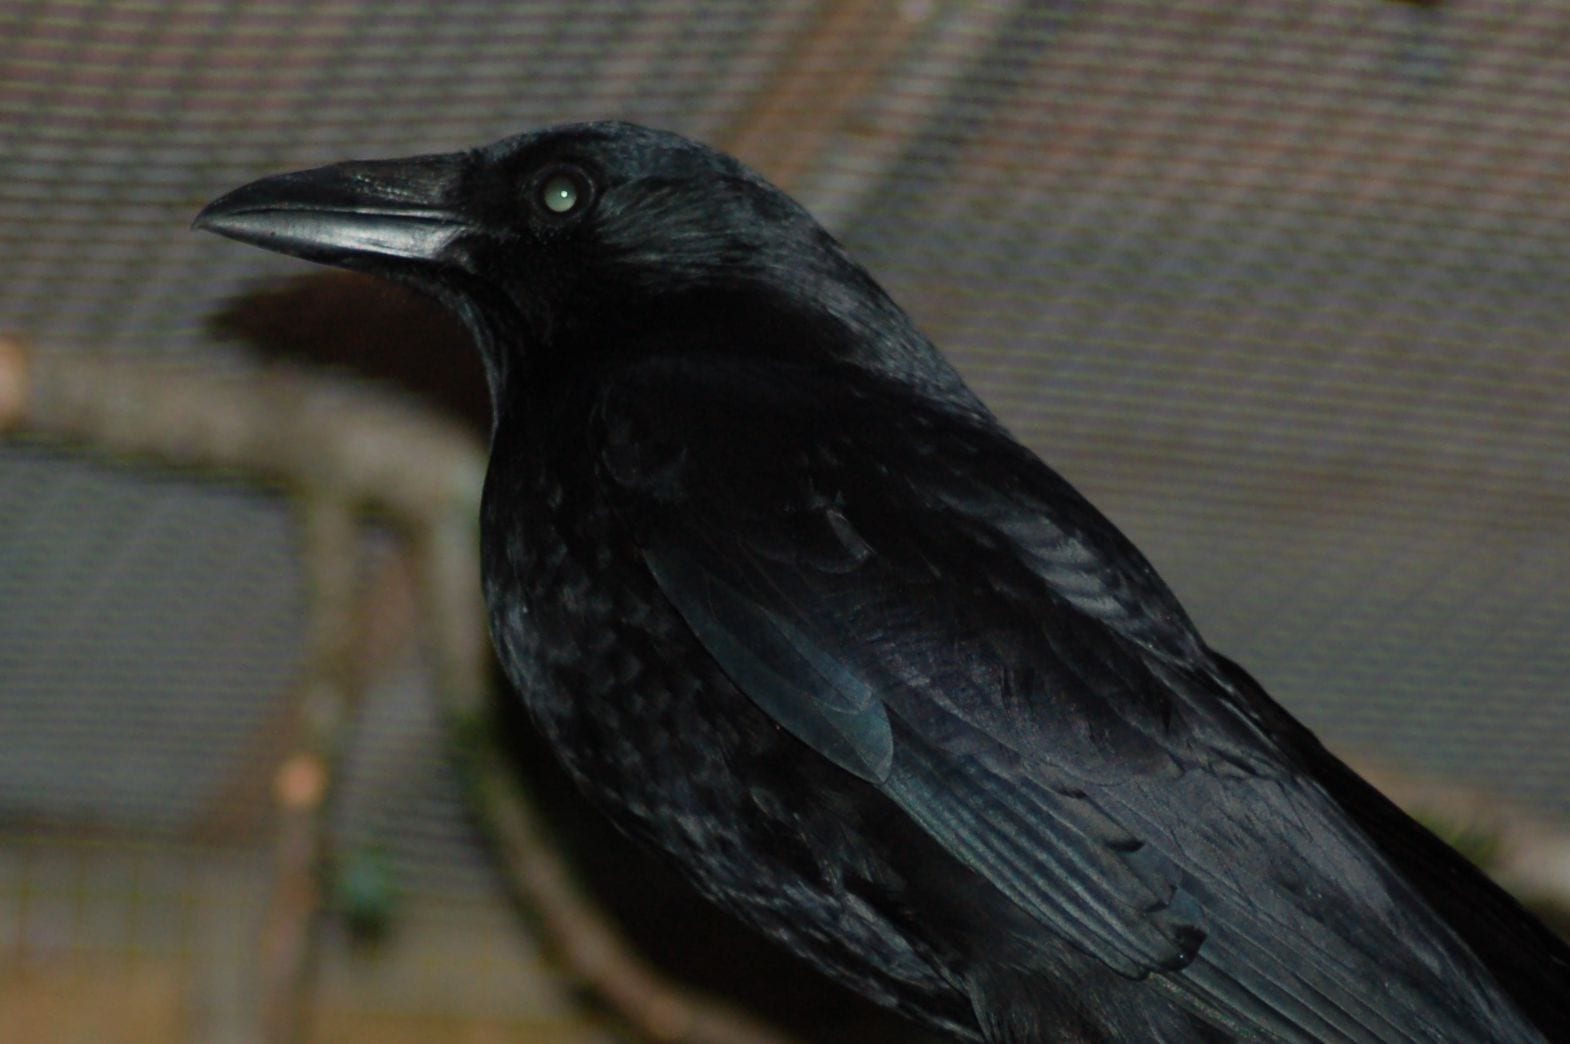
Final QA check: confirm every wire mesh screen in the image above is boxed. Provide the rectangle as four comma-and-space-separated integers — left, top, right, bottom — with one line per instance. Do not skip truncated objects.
3, 1, 1568, 1040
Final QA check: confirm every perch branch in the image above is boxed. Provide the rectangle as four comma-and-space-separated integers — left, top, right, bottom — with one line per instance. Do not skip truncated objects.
256, 492, 363, 1044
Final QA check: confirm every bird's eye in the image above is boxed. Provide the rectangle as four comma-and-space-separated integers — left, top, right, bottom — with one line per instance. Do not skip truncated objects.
537, 166, 591, 217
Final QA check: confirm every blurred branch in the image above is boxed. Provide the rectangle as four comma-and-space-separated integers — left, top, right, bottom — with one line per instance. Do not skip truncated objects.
258, 494, 359, 1044
0, 335, 486, 518
0, 335, 798, 1044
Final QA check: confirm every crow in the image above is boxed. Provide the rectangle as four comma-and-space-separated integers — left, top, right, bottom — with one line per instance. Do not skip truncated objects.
196, 121, 1570, 1042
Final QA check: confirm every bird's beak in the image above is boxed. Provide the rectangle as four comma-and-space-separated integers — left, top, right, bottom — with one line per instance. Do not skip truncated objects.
193, 153, 470, 267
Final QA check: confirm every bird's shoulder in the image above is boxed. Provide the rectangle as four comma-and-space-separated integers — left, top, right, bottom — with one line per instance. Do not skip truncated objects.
589, 348, 1319, 812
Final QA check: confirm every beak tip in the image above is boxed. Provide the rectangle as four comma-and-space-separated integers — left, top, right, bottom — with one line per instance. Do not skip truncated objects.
192, 190, 243, 236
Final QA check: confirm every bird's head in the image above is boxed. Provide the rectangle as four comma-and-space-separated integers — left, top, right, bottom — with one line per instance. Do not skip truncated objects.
196, 121, 945, 413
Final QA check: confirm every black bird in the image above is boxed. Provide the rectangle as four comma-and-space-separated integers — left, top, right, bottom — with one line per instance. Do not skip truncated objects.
196, 122, 1570, 1042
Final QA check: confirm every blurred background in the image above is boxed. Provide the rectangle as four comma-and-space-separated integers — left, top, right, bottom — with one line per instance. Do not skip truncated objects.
2, 1, 1568, 1041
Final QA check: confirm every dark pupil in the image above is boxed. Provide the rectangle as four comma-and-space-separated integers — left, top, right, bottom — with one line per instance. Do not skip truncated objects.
542, 174, 579, 213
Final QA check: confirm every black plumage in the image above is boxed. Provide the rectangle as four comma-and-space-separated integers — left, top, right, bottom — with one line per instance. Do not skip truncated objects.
196, 121, 1570, 1042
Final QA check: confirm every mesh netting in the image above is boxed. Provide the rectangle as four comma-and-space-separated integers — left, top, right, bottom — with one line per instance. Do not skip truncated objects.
1, 0, 1567, 1036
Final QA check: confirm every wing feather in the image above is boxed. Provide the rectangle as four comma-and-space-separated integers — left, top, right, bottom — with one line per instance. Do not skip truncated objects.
594, 354, 1536, 1041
